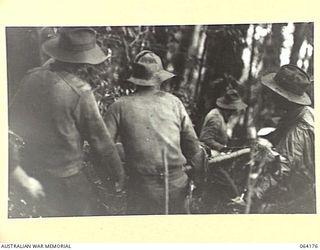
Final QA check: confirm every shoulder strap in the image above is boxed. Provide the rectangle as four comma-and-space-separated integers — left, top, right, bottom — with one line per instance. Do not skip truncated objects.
56, 71, 91, 96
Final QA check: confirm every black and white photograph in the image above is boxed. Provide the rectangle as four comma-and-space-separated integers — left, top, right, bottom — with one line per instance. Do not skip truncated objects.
6, 23, 315, 218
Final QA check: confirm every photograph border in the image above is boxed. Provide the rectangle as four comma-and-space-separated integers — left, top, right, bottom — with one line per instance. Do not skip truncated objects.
0, 0, 319, 243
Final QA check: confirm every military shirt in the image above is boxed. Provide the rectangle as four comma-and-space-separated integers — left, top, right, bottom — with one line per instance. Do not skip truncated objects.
274, 106, 315, 195
105, 88, 200, 175
9, 65, 124, 182
199, 108, 228, 151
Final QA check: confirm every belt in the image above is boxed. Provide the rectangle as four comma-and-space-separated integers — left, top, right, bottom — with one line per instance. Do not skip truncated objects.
129, 165, 186, 180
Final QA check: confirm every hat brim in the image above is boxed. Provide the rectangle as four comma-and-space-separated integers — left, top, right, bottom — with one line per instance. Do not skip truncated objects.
127, 70, 175, 86
261, 73, 311, 105
42, 37, 108, 65
216, 98, 247, 110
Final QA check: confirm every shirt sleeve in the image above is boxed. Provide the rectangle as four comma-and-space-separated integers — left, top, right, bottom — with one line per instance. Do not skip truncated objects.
104, 101, 121, 142
276, 124, 315, 181
199, 113, 226, 151
178, 100, 201, 162
176, 100, 205, 186
256, 124, 315, 201
75, 91, 125, 184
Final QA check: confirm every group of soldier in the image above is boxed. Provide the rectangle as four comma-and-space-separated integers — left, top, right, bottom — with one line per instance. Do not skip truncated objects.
8, 27, 315, 216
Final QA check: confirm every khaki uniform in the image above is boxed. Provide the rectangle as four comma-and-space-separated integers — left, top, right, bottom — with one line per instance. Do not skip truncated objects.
105, 88, 201, 214
9, 64, 124, 216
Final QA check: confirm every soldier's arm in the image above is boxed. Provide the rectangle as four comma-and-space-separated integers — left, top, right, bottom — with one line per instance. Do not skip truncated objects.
9, 132, 45, 199
75, 91, 125, 189
104, 101, 121, 142
178, 101, 206, 188
11, 166, 45, 199
104, 103, 126, 162
276, 125, 314, 179
255, 125, 314, 200
179, 102, 201, 160
199, 114, 226, 151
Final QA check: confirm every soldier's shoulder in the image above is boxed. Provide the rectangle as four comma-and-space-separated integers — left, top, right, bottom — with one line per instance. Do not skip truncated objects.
207, 108, 220, 117
23, 64, 51, 79
204, 108, 223, 123
26, 60, 57, 74
298, 106, 314, 130
111, 95, 134, 107
22, 65, 54, 84
57, 71, 92, 95
304, 106, 314, 120
156, 91, 183, 103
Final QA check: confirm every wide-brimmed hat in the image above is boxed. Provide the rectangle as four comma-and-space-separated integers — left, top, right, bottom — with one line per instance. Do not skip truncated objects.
42, 27, 108, 65
261, 64, 311, 105
127, 50, 175, 86
216, 89, 247, 110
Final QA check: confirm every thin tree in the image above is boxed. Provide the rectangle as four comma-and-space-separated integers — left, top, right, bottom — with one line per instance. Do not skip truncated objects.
290, 23, 307, 65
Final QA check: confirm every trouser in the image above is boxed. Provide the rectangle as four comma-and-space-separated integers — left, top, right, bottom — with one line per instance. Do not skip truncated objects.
32, 170, 102, 217
126, 168, 189, 215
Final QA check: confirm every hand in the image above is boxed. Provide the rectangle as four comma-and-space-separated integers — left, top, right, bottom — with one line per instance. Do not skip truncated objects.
114, 182, 123, 193
23, 177, 45, 199
114, 178, 126, 193
256, 137, 273, 149
220, 145, 229, 153
11, 166, 45, 199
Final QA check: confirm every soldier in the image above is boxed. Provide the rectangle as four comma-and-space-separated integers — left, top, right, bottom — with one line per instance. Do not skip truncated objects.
200, 89, 247, 156
105, 50, 202, 215
199, 89, 247, 213
9, 27, 125, 217
259, 64, 315, 213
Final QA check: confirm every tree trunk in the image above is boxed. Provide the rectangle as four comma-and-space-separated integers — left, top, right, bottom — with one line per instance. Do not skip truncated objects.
182, 25, 203, 90
170, 26, 194, 90
290, 23, 306, 65
261, 23, 285, 74
306, 22, 314, 76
